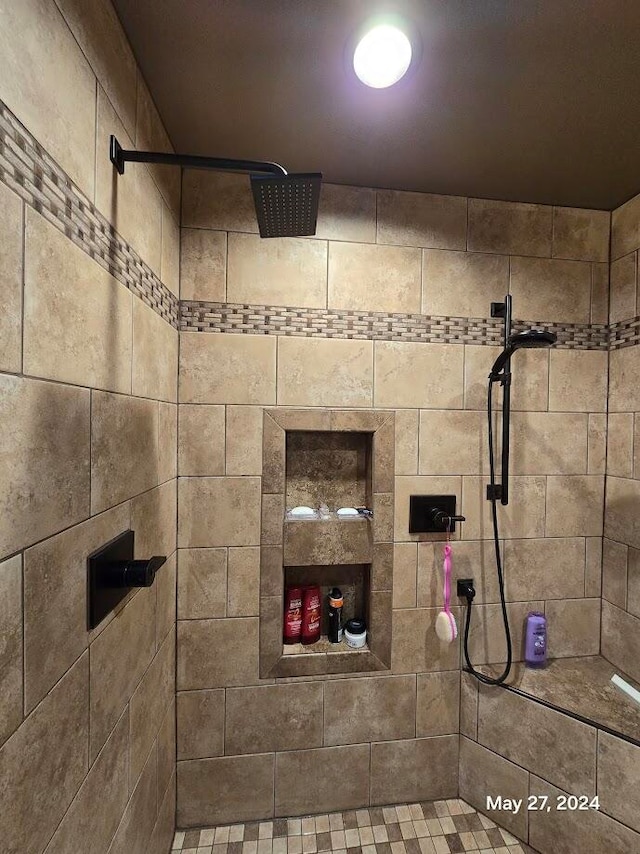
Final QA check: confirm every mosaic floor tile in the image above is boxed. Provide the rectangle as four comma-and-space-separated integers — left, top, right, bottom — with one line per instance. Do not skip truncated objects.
172, 800, 536, 854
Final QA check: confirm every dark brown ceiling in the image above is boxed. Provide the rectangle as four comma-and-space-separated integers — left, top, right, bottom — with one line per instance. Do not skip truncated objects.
112, 0, 640, 210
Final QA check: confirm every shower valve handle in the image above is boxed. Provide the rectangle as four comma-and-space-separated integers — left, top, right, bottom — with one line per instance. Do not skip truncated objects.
104, 555, 166, 588
430, 508, 466, 529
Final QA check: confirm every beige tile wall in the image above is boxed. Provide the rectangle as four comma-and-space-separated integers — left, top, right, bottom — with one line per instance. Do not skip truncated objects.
604, 189, 640, 683
0, 1, 178, 852
4, 0, 633, 847
459, 676, 640, 851
456, 191, 640, 854
177, 170, 611, 826
460, 720, 640, 854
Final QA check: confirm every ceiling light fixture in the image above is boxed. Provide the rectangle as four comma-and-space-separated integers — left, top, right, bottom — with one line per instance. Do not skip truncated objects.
353, 22, 413, 88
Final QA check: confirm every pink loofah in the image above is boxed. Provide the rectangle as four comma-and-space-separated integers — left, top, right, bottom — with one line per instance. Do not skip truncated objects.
435, 544, 458, 642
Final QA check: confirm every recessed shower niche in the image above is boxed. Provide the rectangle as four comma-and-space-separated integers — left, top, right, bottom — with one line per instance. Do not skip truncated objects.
259, 409, 395, 677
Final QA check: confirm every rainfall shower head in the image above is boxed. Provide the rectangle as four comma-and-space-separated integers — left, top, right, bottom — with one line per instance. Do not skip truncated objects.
490, 329, 557, 378
251, 173, 322, 238
109, 136, 322, 238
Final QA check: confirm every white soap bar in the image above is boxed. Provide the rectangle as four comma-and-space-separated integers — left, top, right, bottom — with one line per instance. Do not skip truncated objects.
289, 506, 317, 517
336, 507, 359, 517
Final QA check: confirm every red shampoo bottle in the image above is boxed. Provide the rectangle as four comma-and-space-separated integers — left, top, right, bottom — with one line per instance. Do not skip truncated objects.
301, 585, 321, 645
283, 586, 303, 644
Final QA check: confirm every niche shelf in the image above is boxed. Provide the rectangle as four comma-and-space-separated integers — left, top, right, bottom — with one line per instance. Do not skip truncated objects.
258, 408, 395, 678
283, 517, 373, 566
283, 563, 373, 668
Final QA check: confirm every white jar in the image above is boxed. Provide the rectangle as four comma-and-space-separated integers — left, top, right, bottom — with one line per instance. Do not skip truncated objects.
344, 619, 367, 648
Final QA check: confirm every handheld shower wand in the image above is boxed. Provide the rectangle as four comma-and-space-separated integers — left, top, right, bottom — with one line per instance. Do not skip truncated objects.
488, 323, 557, 506
462, 296, 556, 686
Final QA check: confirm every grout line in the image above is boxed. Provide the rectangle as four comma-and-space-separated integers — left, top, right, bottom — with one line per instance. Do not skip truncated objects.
545, 345, 551, 416
599, 221, 612, 650
420, 247, 425, 315
222, 687, 227, 757
636, 249, 640, 317
89, 388, 94, 516
20, 198, 25, 374
584, 536, 588, 599
20, 551, 25, 723
325, 239, 329, 310
3, 479, 174, 565
224, 548, 229, 619
633, 412, 637, 481
224, 405, 228, 476
371, 339, 375, 408
595, 728, 599, 796
133, 69, 140, 147
224, 230, 229, 302
321, 677, 326, 748
0, 363, 178, 405
465, 196, 469, 252
91, 77, 99, 206
274, 335, 279, 407
374, 188, 378, 245
272, 744, 276, 817
129, 286, 135, 395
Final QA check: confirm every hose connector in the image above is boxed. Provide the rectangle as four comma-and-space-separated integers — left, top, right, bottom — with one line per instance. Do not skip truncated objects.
457, 578, 476, 602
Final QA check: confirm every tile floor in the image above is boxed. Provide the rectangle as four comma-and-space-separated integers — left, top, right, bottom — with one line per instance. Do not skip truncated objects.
172, 799, 536, 854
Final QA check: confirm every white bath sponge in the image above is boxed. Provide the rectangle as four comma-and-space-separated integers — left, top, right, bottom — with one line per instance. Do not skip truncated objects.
436, 542, 458, 642
435, 609, 458, 643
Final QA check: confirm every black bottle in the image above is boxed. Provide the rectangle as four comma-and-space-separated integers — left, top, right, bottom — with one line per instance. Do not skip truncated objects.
328, 587, 343, 643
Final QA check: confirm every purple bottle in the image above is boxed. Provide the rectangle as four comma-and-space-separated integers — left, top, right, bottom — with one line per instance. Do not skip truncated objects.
524, 611, 547, 667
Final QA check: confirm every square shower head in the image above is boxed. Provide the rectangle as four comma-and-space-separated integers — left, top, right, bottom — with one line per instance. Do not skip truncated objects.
250, 173, 322, 238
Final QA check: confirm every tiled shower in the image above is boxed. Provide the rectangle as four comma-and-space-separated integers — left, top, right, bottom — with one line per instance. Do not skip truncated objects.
1, 2, 639, 854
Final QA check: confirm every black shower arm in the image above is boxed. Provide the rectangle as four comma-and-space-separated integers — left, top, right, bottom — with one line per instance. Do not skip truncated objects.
109, 135, 288, 177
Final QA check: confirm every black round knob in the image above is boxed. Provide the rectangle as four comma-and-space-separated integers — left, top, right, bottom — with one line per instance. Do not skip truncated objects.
106, 555, 166, 589
123, 560, 155, 587
430, 508, 448, 527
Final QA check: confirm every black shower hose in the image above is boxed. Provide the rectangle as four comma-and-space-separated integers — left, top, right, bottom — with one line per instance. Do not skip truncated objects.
461, 376, 513, 685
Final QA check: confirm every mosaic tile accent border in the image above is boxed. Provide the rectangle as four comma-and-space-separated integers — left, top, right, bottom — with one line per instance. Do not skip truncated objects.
1, 95, 630, 354
609, 316, 640, 349
171, 799, 534, 854
180, 301, 609, 350
0, 98, 179, 328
